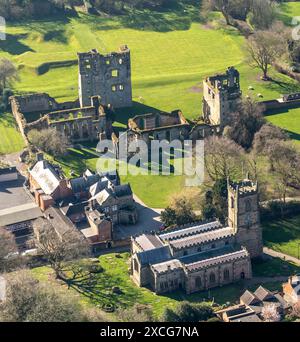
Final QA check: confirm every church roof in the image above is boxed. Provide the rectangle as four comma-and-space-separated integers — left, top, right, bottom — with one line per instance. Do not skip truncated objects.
169, 227, 235, 250
183, 247, 249, 272
135, 234, 164, 251
151, 259, 182, 274
254, 286, 275, 302
137, 246, 172, 266
159, 220, 222, 242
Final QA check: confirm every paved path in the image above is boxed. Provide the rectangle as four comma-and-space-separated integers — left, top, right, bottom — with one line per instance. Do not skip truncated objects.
263, 247, 300, 266
245, 275, 288, 287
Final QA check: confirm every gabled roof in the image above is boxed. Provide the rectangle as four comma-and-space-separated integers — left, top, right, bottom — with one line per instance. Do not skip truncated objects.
135, 234, 164, 251
70, 174, 100, 194
240, 290, 261, 306
89, 179, 110, 197
29, 160, 61, 195
254, 286, 275, 302
114, 184, 132, 197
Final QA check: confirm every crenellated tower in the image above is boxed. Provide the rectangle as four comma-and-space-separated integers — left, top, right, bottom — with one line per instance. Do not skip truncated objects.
228, 177, 263, 258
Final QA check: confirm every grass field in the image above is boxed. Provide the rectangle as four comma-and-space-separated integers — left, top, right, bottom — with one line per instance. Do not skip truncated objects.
266, 108, 300, 145
1, 2, 300, 203
263, 215, 300, 259
32, 252, 288, 319
0, 112, 24, 154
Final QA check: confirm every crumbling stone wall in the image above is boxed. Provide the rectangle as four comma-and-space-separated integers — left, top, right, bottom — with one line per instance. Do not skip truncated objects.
78, 46, 132, 108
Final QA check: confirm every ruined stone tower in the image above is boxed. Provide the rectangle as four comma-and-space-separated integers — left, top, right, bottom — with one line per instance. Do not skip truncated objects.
228, 178, 263, 259
203, 66, 241, 127
78, 46, 132, 109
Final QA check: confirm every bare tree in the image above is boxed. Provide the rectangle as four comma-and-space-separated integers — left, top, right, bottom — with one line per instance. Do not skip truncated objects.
28, 128, 69, 159
225, 97, 265, 149
267, 141, 300, 204
0, 270, 91, 322
0, 58, 19, 90
34, 219, 90, 280
0, 227, 19, 273
253, 123, 289, 155
247, 29, 285, 80
204, 136, 245, 181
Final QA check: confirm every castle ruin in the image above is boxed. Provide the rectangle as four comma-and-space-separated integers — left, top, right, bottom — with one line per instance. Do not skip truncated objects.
78, 46, 132, 108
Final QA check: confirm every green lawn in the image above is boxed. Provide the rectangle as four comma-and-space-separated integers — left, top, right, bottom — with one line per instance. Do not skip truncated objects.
1, 2, 300, 204
263, 215, 300, 259
0, 112, 24, 154
32, 252, 286, 319
266, 108, 300, 145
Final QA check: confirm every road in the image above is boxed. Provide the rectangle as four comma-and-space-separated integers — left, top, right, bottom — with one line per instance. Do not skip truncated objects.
263, 247, 300, 266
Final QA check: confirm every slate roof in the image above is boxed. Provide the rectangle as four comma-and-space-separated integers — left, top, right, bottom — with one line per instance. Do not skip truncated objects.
240, 290, 261, 306
70, 174, 100, 193
159, 220, 222, 242
0, 203, 42, 226
151, 259, 182, 274
169, 227, 235, 250
114, 184, 132, 197
0, 167, 17, 175
29, 160, 61, 195
137, 246, 172, 266
89, 178, 110, 197
183, 247, 249, 272
254, 286, 275, 302
135, 234, 164, 251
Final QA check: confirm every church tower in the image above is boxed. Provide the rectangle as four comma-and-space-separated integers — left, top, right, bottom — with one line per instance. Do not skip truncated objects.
228, 177, 263, 259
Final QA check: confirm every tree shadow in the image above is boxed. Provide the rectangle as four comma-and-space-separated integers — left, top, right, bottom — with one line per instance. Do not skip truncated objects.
265, 77, 300, 95
0, 33, 35, 55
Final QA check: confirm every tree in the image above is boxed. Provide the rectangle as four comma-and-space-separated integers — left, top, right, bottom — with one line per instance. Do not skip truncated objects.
161, 197, 196, 228
266, 141, 300, 205
291, 300, 300, 319
161, 302, 214, 322
253, 123, 289, 155
34, 219, 90, 280
28, 128, 69, 159
202, 0, 251, 25
225, 97, 265, 149
204, 136, 245, 182
0, 270, 94, 322
0, 227, 19, 273
261, 303, 281, 322
247, 29, 285, 80
248, 0, 278, 30
0, 58, 19, 90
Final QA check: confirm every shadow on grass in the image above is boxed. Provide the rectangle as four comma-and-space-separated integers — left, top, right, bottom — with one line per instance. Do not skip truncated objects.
0, 33, 35, 55
263, 216, 300, 245
114, 101, 162, 126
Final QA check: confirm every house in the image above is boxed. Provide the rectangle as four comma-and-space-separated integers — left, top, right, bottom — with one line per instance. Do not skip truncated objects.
283, 275, 300, 304
216, 285, 290, 322
28, 154, 72, 210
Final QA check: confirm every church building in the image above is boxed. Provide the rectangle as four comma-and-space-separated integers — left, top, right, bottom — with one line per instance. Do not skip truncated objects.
131, 178, 263, 294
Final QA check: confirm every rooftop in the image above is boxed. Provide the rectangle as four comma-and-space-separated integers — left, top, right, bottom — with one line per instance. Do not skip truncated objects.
169, 227, 235, 250
135, 234, 164, 251
0, 202, 42, 226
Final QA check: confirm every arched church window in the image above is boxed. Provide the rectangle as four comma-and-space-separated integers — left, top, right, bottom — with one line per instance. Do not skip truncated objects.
224, 269, 230, 281
195, 277, 202, 288
209, 273, 216, 284
133, 259, 139, 272
231, 197, 234, 209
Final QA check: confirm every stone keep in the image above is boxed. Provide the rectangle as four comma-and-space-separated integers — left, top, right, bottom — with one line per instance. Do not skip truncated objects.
228, 178, 263, 259
78, 46, 132, 108
203, 67, 241, 127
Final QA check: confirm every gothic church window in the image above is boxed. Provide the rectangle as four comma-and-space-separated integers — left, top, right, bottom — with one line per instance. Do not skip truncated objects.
112, 70, 119, 77
209, 273, 216, 284
224, 269, 230, 280
231, 197, 234, 209
195, 277, 202, 288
